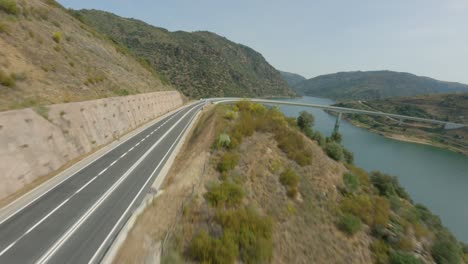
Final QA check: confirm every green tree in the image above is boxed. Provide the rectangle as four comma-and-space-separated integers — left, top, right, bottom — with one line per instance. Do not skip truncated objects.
325, 142, 343, 161
297, 111, 314, 131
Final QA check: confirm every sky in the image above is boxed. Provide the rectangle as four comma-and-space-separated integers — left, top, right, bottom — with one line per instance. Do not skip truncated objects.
58, 0, 468, 83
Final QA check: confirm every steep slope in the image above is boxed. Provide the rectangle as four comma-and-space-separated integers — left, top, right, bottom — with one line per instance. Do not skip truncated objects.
0, 0, 172, 111
73, 9, 295, 99
294, 70, 468, 101
279, 70, 306, 87
335, 93, 468, 155
115, 102, 467, 263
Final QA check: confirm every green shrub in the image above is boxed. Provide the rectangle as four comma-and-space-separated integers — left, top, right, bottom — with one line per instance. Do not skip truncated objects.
297, 111, 314, 130
224, 110, 238, 120
52, 31, 62, 43
189, 230, 238, 264
312, 131, 326, 147
343, 173, 360, 193
215, 133, 231, 149
217, 152, 239, 172
370, 171, 410, 200
0, 0, 18, 15
215, 207, 273, 264
431, 232, 462, 264
343, 147, 354, 164
280, 167, 300, 198
276, 130, 312, 166
325, 141, 343, 161
330, 131, 343, 143
0, 22, 8, 33
371, 239, 390, 264
0, 69, 15, 87
204, 181, 244, 207
338, 213, 362, 235
390, 251, 423, 264
340, 195, 390, 228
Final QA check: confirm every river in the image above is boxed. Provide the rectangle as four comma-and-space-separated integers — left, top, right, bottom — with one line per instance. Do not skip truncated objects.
275, 96, 468, 243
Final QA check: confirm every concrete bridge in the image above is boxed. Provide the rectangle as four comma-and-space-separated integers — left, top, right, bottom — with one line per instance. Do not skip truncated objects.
210, 98, 466, 133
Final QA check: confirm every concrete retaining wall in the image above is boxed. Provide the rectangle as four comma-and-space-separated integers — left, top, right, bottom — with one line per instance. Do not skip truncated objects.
0, 91, 184, 200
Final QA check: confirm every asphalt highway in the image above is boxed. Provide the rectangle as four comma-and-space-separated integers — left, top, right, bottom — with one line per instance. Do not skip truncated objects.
0, 101, 204, 264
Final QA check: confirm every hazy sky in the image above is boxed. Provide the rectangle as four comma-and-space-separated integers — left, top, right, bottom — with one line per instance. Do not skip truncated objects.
58, 0, 468, 83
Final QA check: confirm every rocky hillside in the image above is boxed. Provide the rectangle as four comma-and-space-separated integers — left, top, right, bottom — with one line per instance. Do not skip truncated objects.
115, 101, 467, 264
280, 70, 306, 87
73, 9, 295, 99
294, 70, 468, 101
0, 0, 173, 112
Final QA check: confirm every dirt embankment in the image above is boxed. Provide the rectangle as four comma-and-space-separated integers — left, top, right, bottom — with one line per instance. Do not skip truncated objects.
0, 91, 183, 202
114, 105, 373, 263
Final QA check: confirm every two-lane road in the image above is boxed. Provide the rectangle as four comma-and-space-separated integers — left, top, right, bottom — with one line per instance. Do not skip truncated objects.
0, 101, 205, 263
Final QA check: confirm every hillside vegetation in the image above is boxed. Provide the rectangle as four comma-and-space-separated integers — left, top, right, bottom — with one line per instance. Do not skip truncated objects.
280, 70, 306, 87
0, 0, 172, 111
73, 9, 295, 99
294, 70, 468, 101
335, 93, 468, 155
116, 100, 468, 263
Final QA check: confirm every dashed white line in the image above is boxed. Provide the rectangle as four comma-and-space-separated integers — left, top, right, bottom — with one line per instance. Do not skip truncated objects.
121, 152, 127, 158
110, 160, 117, 167
36, 104, 200, 264
24, 198, 70, 235
75, 176, 97, 194
98, 168, 108, 176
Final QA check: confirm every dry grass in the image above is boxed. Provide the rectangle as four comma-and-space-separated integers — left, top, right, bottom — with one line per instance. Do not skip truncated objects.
120, 104, 373, 263
0, 0, 171, 111
114, 106, 218, 263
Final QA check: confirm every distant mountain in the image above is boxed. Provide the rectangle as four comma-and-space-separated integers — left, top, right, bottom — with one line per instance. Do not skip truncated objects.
279, 71, 306, 87
73, 10, 295, 99
293, 70, 468, 101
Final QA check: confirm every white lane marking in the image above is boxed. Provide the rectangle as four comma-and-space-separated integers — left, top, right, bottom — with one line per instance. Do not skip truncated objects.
89, 107, 199, 264
0, 105, 189, 227
129, 147, 134, 152
98, 168, 108, 176
120, 152, 127, 158
0, 241, 16, 256
75, 177, 97, 194
0, 104, 200, 257
135, 142, 140, 147
110, 160, 117, 167
25, 198, 70, 235
36, 104, 201, 264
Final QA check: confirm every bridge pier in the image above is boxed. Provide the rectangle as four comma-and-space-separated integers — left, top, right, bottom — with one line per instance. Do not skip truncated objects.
334, 112, 342, 134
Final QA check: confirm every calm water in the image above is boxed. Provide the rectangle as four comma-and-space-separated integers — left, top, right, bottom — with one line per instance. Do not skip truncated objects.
275, 96, 468, 242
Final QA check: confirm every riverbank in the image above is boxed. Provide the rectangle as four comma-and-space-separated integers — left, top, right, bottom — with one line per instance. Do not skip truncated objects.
343, 117, 468, 156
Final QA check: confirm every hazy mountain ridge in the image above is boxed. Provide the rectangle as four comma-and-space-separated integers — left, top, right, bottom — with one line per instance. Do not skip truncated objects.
294, 70, 468, 101
279, 70, 306, 87
74, 9, 295, 99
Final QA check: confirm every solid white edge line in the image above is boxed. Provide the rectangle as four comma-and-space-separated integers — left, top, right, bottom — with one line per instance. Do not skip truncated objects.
0, 105, 190, 227
35, 104, 200, 264
89, 106, 200, 264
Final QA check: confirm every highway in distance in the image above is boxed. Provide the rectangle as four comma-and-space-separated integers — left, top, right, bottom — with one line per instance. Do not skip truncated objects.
0, 101, 204, 264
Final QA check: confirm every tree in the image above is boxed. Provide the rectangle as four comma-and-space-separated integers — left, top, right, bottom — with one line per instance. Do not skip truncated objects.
297, 111, 314, 131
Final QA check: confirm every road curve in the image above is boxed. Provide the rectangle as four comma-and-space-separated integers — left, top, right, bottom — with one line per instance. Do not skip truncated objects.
0, 101, 205, 264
